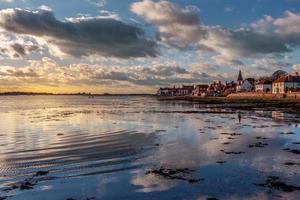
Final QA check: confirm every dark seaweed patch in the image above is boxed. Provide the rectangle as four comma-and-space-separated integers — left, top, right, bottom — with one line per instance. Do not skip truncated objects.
146, 167, 203, 183
283, 148, 300, 155
34, 170, 49, 177
220, 133, 242, 136
284, 162, 300, 166
255, 176, 300, 192
280, 132, 296, 135
256, 136, 268, 140
222, 142, 231, 145
220, 149, 245, 154
248, 142, 268, 148
293, 142, 300, 145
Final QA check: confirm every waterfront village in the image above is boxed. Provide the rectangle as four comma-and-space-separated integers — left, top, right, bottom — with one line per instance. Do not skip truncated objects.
156, 70, 300, 97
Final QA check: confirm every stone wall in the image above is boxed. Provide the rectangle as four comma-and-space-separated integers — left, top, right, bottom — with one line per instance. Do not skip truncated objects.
227, 92, 300, 99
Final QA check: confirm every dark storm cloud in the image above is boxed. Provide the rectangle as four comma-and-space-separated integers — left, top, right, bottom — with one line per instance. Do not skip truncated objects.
0, 8, 157, 58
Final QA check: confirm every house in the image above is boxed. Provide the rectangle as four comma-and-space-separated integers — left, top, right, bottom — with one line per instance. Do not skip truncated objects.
236, 79, 254, 92
255, 80, 272, 93
156, 87, 176, 96
236, 70, 254, 92
192, 84, 209, 97
176, 85, 194, 96
207, 81, 225, 96
272, 74, 300, 94
223, 81, 237, 96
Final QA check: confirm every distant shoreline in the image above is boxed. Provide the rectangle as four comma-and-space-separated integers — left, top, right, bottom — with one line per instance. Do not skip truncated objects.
0, 92, 154, 96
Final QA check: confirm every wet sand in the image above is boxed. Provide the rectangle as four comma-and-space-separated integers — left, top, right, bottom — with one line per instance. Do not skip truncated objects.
0, 95, 300, 200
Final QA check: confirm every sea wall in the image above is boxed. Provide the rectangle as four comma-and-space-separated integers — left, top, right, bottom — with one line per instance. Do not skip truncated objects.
227, 92, 300, 99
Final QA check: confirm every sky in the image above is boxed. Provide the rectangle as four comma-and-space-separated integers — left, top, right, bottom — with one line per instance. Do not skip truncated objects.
0, 0, 300, 94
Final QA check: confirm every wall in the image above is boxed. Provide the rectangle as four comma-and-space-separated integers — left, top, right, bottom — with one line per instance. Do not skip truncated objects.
227, 92, 300, 99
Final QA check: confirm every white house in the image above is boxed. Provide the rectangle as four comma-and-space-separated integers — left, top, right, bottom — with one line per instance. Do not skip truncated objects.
157, 87, 176, 96
176, 85, 194, 96
272, 75, 300, 94
255, 80, 272, 93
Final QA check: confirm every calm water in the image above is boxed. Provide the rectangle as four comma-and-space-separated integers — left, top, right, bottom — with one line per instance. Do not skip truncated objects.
0, 96, 299, 200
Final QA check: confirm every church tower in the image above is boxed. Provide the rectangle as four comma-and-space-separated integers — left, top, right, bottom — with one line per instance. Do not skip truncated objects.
237, 70, 243, 82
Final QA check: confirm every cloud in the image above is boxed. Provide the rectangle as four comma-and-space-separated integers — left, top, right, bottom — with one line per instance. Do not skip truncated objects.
273, 11, 300, 36
131, 0, 206, 49
0, 0, 21, 2
202, 27, 291, 61
86, 0, 106, 7
0, 8, 157, 58
251, 11, 300, 37
224, 7, 234, 12
0, 31, 40, 59
38, 5, 52, 12
131, 0, 300, 66
0, 57, 221, 93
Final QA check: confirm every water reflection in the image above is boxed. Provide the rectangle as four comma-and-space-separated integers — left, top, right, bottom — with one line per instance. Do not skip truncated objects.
0, 96, 299, 200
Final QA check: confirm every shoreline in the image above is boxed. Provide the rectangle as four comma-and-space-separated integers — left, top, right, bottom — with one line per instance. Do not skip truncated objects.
0, 92, 154, 96
156, 96, 300, 115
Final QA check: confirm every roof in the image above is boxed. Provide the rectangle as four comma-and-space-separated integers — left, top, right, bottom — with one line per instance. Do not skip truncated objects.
195, 84, 209, 88
181, 85, 194, 89
273, 75, 300, 83
158, 87, 176, 91
256, 80, 272, 85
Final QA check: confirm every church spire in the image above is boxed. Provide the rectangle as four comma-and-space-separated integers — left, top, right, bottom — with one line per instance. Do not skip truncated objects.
237, 70, 243, 82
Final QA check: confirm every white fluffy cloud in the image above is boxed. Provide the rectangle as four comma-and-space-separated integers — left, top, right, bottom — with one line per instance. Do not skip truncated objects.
0, 31, 40, 59
131, 0, 206, 49
132, 0, 300, 66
